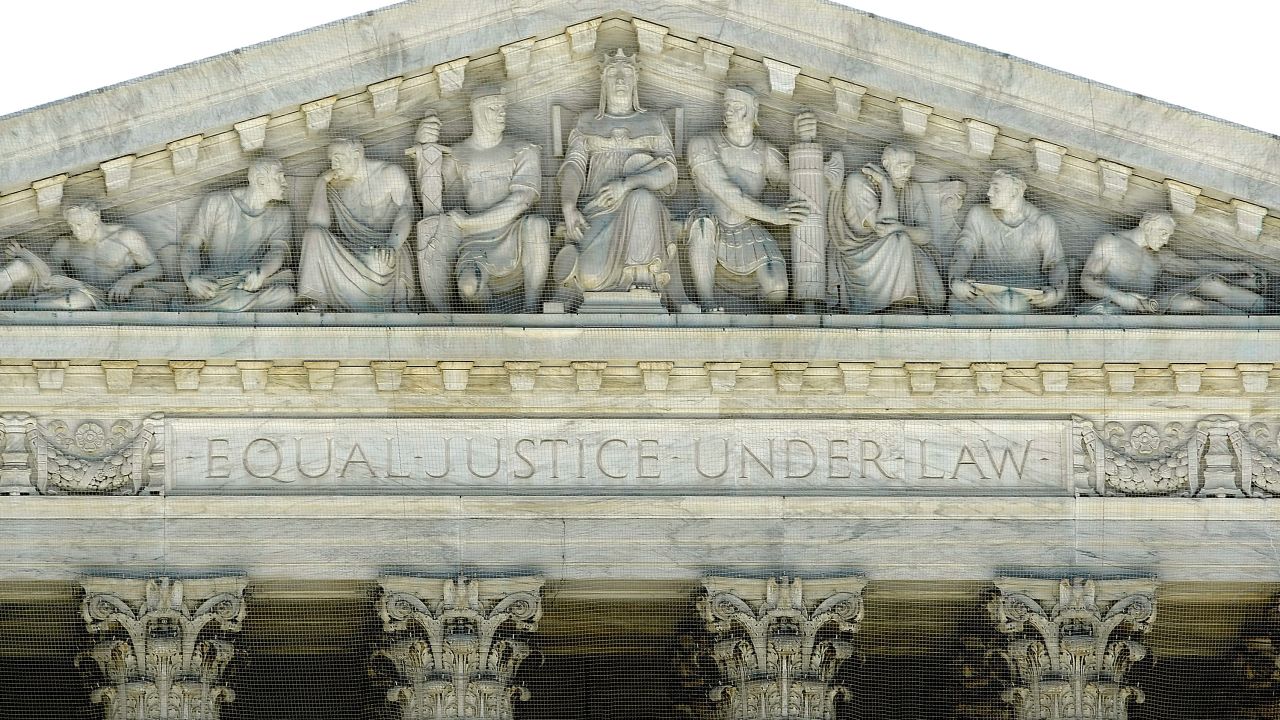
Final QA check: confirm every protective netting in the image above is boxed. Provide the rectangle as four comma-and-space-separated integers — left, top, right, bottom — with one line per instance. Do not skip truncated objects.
0, 63, 1270, 321
0, 32, 1273, 720
0, 577, 1275, 719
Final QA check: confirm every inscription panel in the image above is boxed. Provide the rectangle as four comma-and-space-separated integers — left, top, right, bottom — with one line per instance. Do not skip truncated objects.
165, 418, 1072, 495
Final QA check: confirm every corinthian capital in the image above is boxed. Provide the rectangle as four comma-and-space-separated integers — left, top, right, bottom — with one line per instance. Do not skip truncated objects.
377, 575, 544, 720
991, 577, 1156, 720
699, 575, 866, 720
79, 576, 247, 720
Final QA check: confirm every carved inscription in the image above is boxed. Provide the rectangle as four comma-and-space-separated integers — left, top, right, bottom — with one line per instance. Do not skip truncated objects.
167, 418, 1070, 494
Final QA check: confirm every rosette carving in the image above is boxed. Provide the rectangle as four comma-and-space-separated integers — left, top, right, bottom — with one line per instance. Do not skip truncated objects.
78, 577, 246, 720
376, 575, 543, 720
28, 414, 163, 494
699, 576, 865, 720
991, 578, 1155, 720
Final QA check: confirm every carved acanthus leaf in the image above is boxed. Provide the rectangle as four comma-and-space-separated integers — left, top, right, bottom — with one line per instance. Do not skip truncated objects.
79, 577, 246, 720
700, 576, 865, 720
992, 578, 1155, 720
377, 575, 543, 720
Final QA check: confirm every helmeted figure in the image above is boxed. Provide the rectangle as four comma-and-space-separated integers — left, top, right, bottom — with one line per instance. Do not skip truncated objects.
554, 49, 685, 306
180, 158, 296, 311
411, 89, 550, 312
298, 138, 416, 312
827, 145, 959, 313
685, 87, 812, 310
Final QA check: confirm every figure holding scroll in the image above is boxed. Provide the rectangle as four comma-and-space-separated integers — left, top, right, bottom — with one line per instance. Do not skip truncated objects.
948, 170, 1067, 314
1080, 210, 1264, 314
180, 158, 296, 311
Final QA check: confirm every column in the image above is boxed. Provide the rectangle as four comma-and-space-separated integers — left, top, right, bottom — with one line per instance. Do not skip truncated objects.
377, 575, 544, 720
699, 575, 867, 720
80, 576, 247, 720
990, 577, 1156, 720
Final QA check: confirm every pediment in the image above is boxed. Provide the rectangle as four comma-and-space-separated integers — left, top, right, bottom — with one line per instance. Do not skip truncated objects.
0, 0, 1276, 311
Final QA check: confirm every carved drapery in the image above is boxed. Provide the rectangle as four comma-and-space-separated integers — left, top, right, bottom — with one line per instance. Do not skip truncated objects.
377, 575, 544, 720
699, 576, 866, 720
990, 578, 1155, 720
1, 27, 1274, 320
79, 576, 247, 720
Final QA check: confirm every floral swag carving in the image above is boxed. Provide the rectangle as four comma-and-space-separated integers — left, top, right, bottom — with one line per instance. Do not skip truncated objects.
1071, 415, 1280, 497
1, 413, 162, 494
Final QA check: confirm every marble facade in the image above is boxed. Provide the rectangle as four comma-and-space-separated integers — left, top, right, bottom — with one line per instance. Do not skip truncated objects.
0, 1, 1278, 718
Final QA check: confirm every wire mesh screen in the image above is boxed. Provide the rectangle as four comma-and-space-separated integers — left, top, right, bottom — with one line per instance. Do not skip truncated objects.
0, 45, 1272, 321
0, 576, 1276, 719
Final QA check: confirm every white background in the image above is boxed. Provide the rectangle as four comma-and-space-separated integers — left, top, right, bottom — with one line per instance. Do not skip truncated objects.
1, 1, 1275, 134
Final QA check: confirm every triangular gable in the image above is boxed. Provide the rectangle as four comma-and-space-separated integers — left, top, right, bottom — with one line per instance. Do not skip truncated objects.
0, 0, 1275, 285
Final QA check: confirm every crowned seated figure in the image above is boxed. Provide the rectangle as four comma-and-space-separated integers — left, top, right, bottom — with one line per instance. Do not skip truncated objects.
0, 203, 167, 310
553, 49, 686, 308
411, 88, 549, 313
1080, 210, 1265, 314
180, 158, 296, 311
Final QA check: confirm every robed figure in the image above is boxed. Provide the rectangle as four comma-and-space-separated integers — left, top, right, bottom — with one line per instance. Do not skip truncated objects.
827, 146, 961, 314
181, 158, 296, 311
298, 138, 416, 312
554, 49, 685, 306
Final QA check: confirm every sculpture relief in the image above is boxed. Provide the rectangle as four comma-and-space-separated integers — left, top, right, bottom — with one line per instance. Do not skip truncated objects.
948, 170, 1066, 314
827, 145, 959, 313
411, 88, 550, 312
1081, 210, 1265, 314
685, 87, 812, 310
80, 577, 247, 720
1, 53, 1276, 321
991, 578, 1155, 720
180, 158, 296, 311
553, 49, 686, 306
378, 575, 543, 720
0, 204, 167, 309
298, 138, 416, 312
